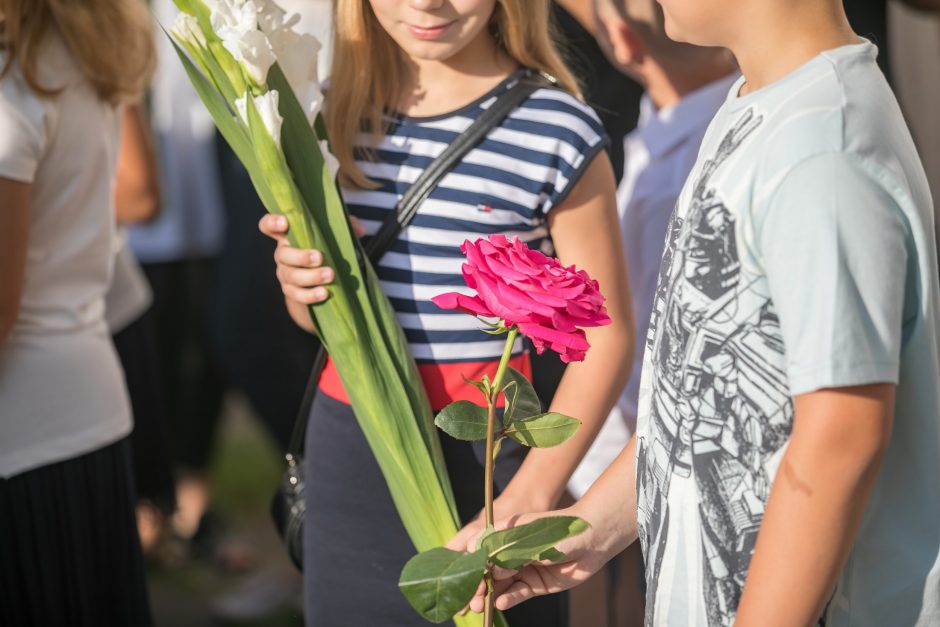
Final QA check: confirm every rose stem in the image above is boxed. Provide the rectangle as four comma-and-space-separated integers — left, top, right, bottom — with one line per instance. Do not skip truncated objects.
483, 326, 519, 627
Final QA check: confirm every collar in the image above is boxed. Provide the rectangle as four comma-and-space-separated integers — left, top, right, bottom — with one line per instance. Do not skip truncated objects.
632, 72, 740, 160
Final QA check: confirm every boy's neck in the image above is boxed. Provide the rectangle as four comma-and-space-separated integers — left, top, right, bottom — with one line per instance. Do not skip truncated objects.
728, 1, 858, 96
643, 55, 738, 110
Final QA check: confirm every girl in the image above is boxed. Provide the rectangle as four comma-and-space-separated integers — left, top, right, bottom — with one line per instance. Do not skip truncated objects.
0, 0, 154, 624
260, 1, 634, 624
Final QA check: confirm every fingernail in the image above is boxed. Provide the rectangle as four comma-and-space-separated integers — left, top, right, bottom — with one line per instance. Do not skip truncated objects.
313, 287, 328, 300
277, 216, 287, 228
321, 268, 333, 281
310, 251, 321, 265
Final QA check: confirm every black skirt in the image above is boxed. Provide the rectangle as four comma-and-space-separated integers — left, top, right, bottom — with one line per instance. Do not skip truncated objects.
112, 309, 176, 513
302, 392, 567, 627
0, 437, 152, 627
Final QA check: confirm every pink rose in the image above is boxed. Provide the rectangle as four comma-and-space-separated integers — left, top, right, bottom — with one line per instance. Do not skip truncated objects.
432, 235, 611, 363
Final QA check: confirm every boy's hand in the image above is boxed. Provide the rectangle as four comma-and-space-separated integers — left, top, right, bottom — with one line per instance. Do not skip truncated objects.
464, 506, 613, 613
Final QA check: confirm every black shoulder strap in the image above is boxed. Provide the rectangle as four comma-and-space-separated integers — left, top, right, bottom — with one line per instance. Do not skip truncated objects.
286, 71, 553, 455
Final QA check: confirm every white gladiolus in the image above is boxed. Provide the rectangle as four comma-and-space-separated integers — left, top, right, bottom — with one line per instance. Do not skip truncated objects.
268, 28, 323, 126
204, 0, 277, 85
199, 0, 323, 125
320, 140, 340, 180
235, 90, 284, 148
172, 12, 207, 48
222, 29, 277, 85
256, 0, 299, 35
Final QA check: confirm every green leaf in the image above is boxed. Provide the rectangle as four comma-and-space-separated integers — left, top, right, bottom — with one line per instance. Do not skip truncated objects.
538, 547, 567, 563
504, 412, 580, 448
502, 367, 541, 426
399, 548, 488, 624
434, 401, 489, 441
481, 516, 589, 571
461, 374, 491, 399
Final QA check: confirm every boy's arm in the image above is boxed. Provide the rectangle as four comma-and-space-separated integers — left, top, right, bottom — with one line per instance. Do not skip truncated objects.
734, 384, 895, 626
467, 435, 640, 614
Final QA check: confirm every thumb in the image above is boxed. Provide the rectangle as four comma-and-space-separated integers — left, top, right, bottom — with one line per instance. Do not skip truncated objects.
446, 520, 484, 552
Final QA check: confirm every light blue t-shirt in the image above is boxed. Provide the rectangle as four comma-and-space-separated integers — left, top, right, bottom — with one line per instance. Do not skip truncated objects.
635, 41, 940, 626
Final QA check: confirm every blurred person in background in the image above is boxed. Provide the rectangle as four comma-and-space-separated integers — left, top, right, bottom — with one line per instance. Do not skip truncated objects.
0, 0, 155, 624
563, 0, 738, 625
132, 0, 229, 557
108, 103, 178, 555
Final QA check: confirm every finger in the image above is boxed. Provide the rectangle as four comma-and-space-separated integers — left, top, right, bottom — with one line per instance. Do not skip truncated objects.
493, 578, 542, 611
259, 214, 289, 238
468, 576, 516, 614
282, 284, 330, 306
349, 216, 367, 239
275, 245, 323, 269
491, 565, 518, 581
277, 265, 335, 289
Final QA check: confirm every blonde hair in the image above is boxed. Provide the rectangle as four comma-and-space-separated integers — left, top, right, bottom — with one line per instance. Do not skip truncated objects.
0, 0, 155, 105
328, 0, 581, 189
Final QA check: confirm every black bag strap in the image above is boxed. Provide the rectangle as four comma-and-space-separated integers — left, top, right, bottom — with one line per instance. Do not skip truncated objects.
285, 71, 553, 456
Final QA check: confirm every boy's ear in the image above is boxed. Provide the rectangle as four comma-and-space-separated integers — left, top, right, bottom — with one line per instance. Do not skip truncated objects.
607, 18, 645, 71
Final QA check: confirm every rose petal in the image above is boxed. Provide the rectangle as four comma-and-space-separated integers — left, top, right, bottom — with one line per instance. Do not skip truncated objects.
431, 292, 493, 317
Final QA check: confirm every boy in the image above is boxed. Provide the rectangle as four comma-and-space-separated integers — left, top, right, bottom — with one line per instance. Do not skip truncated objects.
471, 0, 940, 625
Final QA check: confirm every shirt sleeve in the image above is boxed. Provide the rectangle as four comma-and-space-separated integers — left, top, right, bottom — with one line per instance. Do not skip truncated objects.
529, 91, 609, 214
755, 151, 910, 396
0, 73, 50, 183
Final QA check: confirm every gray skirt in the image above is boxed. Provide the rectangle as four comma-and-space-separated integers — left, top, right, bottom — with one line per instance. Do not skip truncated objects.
303, 391, 568, 626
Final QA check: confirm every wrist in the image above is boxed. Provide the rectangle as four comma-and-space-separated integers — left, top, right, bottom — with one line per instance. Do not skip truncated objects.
496, 484, 555, 514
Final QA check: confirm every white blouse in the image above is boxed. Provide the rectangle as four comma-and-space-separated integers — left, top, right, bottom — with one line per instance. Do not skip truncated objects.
0, 32, 131, 477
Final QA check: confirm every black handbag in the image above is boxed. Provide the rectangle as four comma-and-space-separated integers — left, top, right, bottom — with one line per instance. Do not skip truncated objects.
271, 72, 553, 570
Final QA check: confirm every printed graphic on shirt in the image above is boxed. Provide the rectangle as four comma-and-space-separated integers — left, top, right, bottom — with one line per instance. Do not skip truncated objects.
636, 108, 813, 626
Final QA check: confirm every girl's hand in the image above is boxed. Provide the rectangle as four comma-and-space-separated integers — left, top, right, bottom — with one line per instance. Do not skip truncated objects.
446, 491, 552, 553
258, 214, 366, 307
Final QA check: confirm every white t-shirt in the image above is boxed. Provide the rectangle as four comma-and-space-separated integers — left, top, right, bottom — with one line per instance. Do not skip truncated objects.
567, 74, 737, 499
0, 33, 132, 478
635, 41, 940, 626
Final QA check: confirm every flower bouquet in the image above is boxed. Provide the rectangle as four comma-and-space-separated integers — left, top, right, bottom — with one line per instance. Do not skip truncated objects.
399, 235, 612, 625
164, 3, 487, 625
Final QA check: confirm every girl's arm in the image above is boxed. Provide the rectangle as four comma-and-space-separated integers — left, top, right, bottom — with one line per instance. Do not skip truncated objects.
0, 178, 32, 348
503, 151, 635, 509
450, 151, 635, 547
114, 104, 161, 225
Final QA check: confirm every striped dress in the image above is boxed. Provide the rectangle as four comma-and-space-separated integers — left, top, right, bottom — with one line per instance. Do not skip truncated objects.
318, 68, 609, 410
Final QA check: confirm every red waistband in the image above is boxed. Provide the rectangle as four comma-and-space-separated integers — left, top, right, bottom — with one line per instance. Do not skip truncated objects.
318, 354, 533, 411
